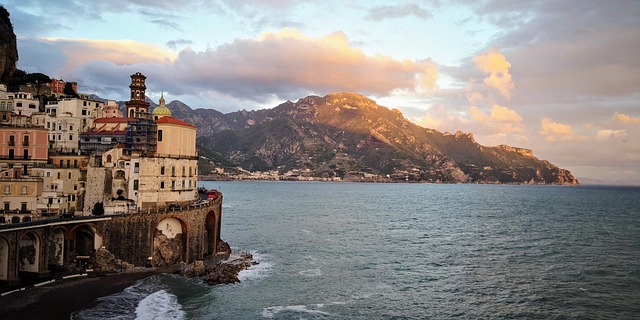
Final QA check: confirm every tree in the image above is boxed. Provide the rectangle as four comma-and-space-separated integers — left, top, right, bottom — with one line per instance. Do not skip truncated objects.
63, 82, 78, 97
92, 202, 104, 216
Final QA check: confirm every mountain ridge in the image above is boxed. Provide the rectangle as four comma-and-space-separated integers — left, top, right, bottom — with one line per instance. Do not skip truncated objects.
167, 92, 577, 184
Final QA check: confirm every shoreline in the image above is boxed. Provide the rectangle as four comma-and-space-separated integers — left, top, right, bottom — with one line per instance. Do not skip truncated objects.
1, 270, 156, 320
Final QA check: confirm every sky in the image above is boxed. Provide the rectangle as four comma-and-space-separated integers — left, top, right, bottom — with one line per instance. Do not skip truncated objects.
3, 0, 640, 185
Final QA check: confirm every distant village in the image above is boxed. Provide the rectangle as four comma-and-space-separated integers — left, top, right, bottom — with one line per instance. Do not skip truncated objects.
0, 73, 200, 225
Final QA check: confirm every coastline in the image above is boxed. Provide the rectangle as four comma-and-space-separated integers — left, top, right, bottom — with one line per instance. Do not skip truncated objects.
1, 271, 155, 320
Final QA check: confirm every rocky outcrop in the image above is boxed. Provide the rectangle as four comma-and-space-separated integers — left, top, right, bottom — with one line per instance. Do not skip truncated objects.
89, 247, 135, 272
181, 253, 258, 285
0, 6, 18, 83
152, 232, 183, 267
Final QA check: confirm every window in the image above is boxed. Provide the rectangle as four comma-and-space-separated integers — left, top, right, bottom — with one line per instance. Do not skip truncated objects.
189, 167, 192, 176
21, 186, 27, 195
172, 166, 175, 176
133, 179, 139, 190
158, 129, 163, 141
69, 134, 73, 141
16, 102, 22, 107
82, 109, 87, 115
8, 135, 14, 146
3, 185, 9, 195
73, 160, 78, 167
134, 162, 139, 173
57, 172, 61, 179
29, 103, 36, 109
46, 171, 50, 177
68, 172, 71, 179
171, 181, 175, 189
106, 155, 112, 163
160, 181, 165, 189
160, 166, 165, 175
70, 125, 73, 131
59, 160, 63, 167
182, 166, 185, 176
66, 160, 70, 167
23, 135, 29, 146
23, 150, 28, 159
3, 202, 9, 210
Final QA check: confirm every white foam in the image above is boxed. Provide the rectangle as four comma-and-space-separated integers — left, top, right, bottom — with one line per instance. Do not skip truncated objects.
299, 268, 323, 277
238, 252, 273, 282
135, 289, 185, 320
261, 305, 330, 318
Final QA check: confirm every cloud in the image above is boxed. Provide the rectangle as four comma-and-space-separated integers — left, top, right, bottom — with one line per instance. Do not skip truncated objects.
33, 38, 176, 78
596, 129, 627, 140
614, 112, 640, 124
166, 39, 193, 50
539, 117, 583, 142
489, 104, 522, 122
18, 29, 438, 107
166, 28, 439, 101
473, 49, 514, 99
366, 4, 433, 21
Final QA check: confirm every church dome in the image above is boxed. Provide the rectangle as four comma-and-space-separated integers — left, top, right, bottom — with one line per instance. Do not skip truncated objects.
152, 92, 172, 117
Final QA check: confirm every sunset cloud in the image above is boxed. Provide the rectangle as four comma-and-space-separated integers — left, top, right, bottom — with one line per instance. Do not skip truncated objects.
596, 129, 627, 140
614, 112, 640, 124
473, 49, 514, 99
539, 117, 583, 142
31, 38, 177, 78
158, 29, 439, 102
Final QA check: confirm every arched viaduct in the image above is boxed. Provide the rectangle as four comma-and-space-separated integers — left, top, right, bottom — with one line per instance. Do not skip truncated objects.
0, 196, 223, 287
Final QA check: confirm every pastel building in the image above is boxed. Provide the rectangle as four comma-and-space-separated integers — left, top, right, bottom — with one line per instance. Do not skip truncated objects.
82, 73, 198, 213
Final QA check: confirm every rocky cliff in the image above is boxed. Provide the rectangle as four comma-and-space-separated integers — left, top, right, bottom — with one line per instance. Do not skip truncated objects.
0, 6, 18, 84
187, 93, 578, 184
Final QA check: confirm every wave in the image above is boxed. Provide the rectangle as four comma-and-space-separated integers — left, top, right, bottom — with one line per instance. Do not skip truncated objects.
71, 275, 185, 320
135, 289, 185, 320
238, 251, 273, 282
261, 304, 330, 318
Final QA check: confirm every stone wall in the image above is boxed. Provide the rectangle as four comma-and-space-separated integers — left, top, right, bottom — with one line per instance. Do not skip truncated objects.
102, 201, 221, 266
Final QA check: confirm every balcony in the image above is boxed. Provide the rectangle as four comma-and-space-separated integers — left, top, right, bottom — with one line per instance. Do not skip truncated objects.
8, 140, 15, 146
22, 141, 29, 146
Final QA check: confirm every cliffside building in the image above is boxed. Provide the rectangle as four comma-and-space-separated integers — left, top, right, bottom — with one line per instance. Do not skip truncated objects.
82, 73, 198, 213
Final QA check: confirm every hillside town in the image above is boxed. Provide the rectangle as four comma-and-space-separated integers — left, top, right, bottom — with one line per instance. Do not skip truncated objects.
0, 73, 200, 225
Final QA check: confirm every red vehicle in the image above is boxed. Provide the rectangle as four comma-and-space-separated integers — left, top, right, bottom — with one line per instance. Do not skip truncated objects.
207, 189, 219, 201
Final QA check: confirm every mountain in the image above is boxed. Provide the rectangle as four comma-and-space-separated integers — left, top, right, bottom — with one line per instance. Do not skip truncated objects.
182, 92, 577, 184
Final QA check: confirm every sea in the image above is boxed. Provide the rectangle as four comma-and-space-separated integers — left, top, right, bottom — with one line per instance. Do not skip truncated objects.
72, 181, 640, 319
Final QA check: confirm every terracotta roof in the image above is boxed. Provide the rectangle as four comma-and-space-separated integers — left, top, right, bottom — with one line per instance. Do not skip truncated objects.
155, 116, 196, 128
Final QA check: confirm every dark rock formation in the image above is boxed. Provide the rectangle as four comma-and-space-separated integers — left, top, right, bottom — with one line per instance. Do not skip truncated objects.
0, 6, 18, 83
151, 232, 183, 267
181, 253, 258, 285
89, 247, 135, 272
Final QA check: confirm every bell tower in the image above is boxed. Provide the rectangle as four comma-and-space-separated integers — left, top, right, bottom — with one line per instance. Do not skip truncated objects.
125, 72, 151, 118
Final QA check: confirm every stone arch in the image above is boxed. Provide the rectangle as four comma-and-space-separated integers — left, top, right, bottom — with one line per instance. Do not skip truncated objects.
0, 236, 9, 280
152, 217, 187, 267
18, 232, 40, 272
69, 224, 96, 258
205, 210, 217, 256
47, 228, 66, 270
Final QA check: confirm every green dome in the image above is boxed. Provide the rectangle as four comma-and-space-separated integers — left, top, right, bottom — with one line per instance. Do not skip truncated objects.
152, 93, 172, 116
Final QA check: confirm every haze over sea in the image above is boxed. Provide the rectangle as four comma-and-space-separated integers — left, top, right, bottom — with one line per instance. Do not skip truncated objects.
73, 182, 640, 319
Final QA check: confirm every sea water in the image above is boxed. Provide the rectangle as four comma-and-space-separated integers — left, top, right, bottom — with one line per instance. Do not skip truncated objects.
72, 182, 640, 319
